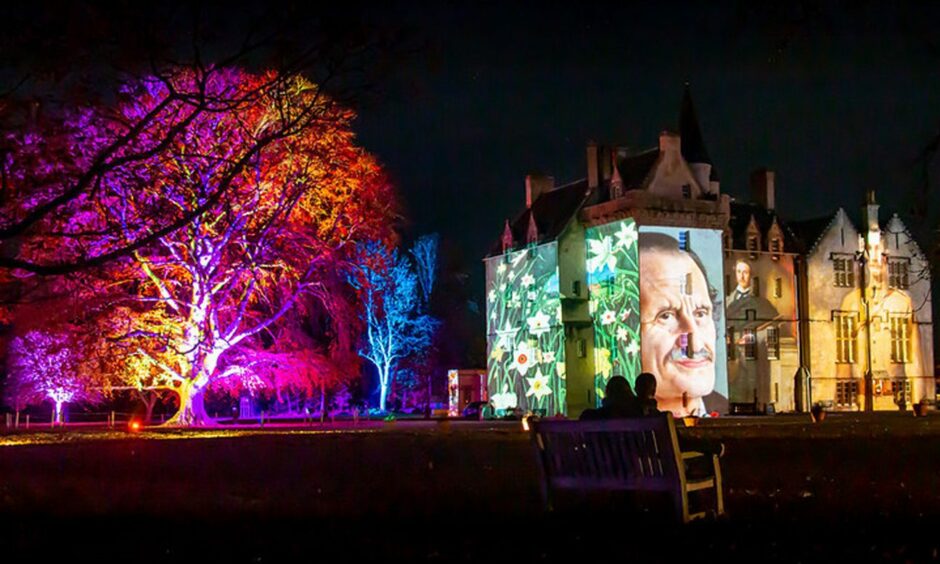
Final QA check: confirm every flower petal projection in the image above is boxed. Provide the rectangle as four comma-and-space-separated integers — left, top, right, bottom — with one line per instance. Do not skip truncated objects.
600, 310, 616, 326
625, 339, 640, 357
615, 221, 638, 250
511, 341, 538, 376
495, 321, 520, 349
526, 310, 551, 336
491, 391, 518, 411
521, 274, 535, 287
586, 236, 616, 274
525, 369, 553, 399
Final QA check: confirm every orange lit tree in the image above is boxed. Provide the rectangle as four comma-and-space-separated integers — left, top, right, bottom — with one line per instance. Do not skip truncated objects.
43, 69, 397, 425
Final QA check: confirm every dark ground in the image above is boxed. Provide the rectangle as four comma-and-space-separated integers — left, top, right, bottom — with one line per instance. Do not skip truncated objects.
3, 413, 940, 562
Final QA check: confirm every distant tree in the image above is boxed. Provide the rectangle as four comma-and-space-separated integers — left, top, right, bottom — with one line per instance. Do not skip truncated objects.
5, 329, 102, 423
348, 242, 436, 411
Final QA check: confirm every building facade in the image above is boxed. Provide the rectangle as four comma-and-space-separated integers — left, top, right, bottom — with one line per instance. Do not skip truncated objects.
485, 89, 934, 417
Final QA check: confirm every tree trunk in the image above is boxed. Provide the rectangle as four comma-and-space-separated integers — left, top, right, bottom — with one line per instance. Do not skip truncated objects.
165, 381, 211, 426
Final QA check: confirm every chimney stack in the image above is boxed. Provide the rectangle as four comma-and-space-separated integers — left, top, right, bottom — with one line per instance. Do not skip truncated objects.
659, 131, 681, 155
864, 189, 879, 233
525, 174, 554, 208
586, 142, 599, 189
750, 168, 775, 210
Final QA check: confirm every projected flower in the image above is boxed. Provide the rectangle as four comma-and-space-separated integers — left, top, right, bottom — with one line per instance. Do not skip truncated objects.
586, 218, 641, 404
485, 244, 565, 416
526, 369, 552, 400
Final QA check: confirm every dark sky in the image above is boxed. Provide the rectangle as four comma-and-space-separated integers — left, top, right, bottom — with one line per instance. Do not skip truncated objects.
353, 2, 940, 299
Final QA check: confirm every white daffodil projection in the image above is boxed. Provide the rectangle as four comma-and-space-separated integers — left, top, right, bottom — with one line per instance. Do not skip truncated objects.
615, 220, 638, 250
488, 289, 497, 303
616, 327, 628, 341
600, 310, 616, 325
541, 350, 556, 364
510, 341, 538, 376
586, 235, 617, 274
495, 320, 519, 349
525, 369, 553, 400
491, 389, 518, 410
625, 339, 640, 357
526, 310, 551, 336
521, 273, 535, 287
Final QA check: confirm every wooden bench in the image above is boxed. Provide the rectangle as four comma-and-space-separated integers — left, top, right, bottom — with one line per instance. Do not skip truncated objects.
529, 414, 724, 522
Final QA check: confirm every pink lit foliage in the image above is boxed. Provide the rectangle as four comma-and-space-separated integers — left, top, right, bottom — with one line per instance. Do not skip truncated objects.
77, 69, 396, 426
6, 330, 100, 423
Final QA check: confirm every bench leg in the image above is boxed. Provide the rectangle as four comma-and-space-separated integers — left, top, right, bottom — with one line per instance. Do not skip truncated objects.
712, 454, 725, 517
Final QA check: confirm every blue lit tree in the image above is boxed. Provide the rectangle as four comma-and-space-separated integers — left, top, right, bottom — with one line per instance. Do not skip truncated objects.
349, 241, 436, 412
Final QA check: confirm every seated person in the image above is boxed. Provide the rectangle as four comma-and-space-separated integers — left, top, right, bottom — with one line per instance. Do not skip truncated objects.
579, 376, 636, 420
631, 372, 725, 459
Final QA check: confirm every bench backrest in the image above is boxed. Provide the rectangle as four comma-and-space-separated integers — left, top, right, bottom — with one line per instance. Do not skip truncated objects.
530, 415, 683, 493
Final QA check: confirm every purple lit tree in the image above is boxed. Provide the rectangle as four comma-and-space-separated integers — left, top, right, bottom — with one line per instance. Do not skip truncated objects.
5, 330, 100, 424
348, 241, 436, 412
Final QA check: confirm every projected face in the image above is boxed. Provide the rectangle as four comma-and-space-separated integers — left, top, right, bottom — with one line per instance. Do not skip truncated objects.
735, 260, 751, 289
639, 248, 716, 416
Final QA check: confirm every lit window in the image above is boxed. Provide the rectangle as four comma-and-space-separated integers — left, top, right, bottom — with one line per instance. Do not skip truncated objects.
890, 315, 911, 363
747, 236, 758, 252
743, 329, 756, 360
836, 380, 858, 407
770, 238, 781, 253
833, 257, 855, 287
834, 312, 857, 363
681, 184, 691, 199
766, 326, 779, 360
678, 230, 690, 250
888, 259, 910, 290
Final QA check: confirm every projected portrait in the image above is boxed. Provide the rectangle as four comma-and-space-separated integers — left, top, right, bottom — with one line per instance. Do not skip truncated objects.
638, 228, 728, 417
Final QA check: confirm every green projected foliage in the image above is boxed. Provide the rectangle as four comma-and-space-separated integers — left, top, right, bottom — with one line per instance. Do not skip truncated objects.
586, 219, 640, 404
485, 244, 566, 416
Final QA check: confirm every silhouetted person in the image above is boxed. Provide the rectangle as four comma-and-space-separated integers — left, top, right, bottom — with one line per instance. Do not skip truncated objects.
632, 372, 661, 416
579, 376, 636, 420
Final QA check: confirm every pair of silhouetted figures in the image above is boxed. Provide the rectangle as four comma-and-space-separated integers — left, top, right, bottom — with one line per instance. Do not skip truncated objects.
580, 374, 724, 458
579, 373, 660, 420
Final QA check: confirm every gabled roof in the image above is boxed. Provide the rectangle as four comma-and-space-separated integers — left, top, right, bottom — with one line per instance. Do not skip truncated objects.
614, 148, 660, 190
787, 211, 846, 255
487, 179, 590, 257
728, 202, 800, 251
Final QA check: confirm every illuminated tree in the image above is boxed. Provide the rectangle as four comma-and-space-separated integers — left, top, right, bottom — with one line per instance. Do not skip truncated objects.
45, 69, 397, 426
5, 329, 100, 423
349, 242, 436, 411
0, 5, 404, 275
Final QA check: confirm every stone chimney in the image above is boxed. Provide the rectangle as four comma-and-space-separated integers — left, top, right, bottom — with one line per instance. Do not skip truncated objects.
659, 131, 681, 156
750, 168, 775, 211
525, 174, 554, 208
586, 142, 599, 189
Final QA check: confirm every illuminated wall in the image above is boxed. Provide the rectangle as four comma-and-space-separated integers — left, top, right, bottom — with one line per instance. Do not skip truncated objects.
805, 210, 934, 409
485, 243, 566, 416
723, 251, 800, 411
637, 227, 728, 417
585, 219, 641, 404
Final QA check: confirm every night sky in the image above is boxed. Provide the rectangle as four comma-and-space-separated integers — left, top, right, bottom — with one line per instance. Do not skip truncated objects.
353, 2, 940, 303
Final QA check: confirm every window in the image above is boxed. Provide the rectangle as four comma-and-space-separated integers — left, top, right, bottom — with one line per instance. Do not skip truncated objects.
572, 280, 581, 296
894, 379, 912, 406
834, 312, 857, 363
770, 238, 781, 253
743, 329, 756, 360
774, 277, 782, 298
727, 329, 736, 360
678, 230, 690, 250
747, 236, 758, 252
753, 277, 761, 298
835, 380, 859, 407
833, 256, 855, 287
890, 315, 911, 363
681, 184, 691, 199
766, 326, 780, 360
887, 259, 910, 290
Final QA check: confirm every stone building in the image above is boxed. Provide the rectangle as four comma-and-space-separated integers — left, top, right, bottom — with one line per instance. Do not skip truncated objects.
485, 88, 934, 416
789, 193, 934, 410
